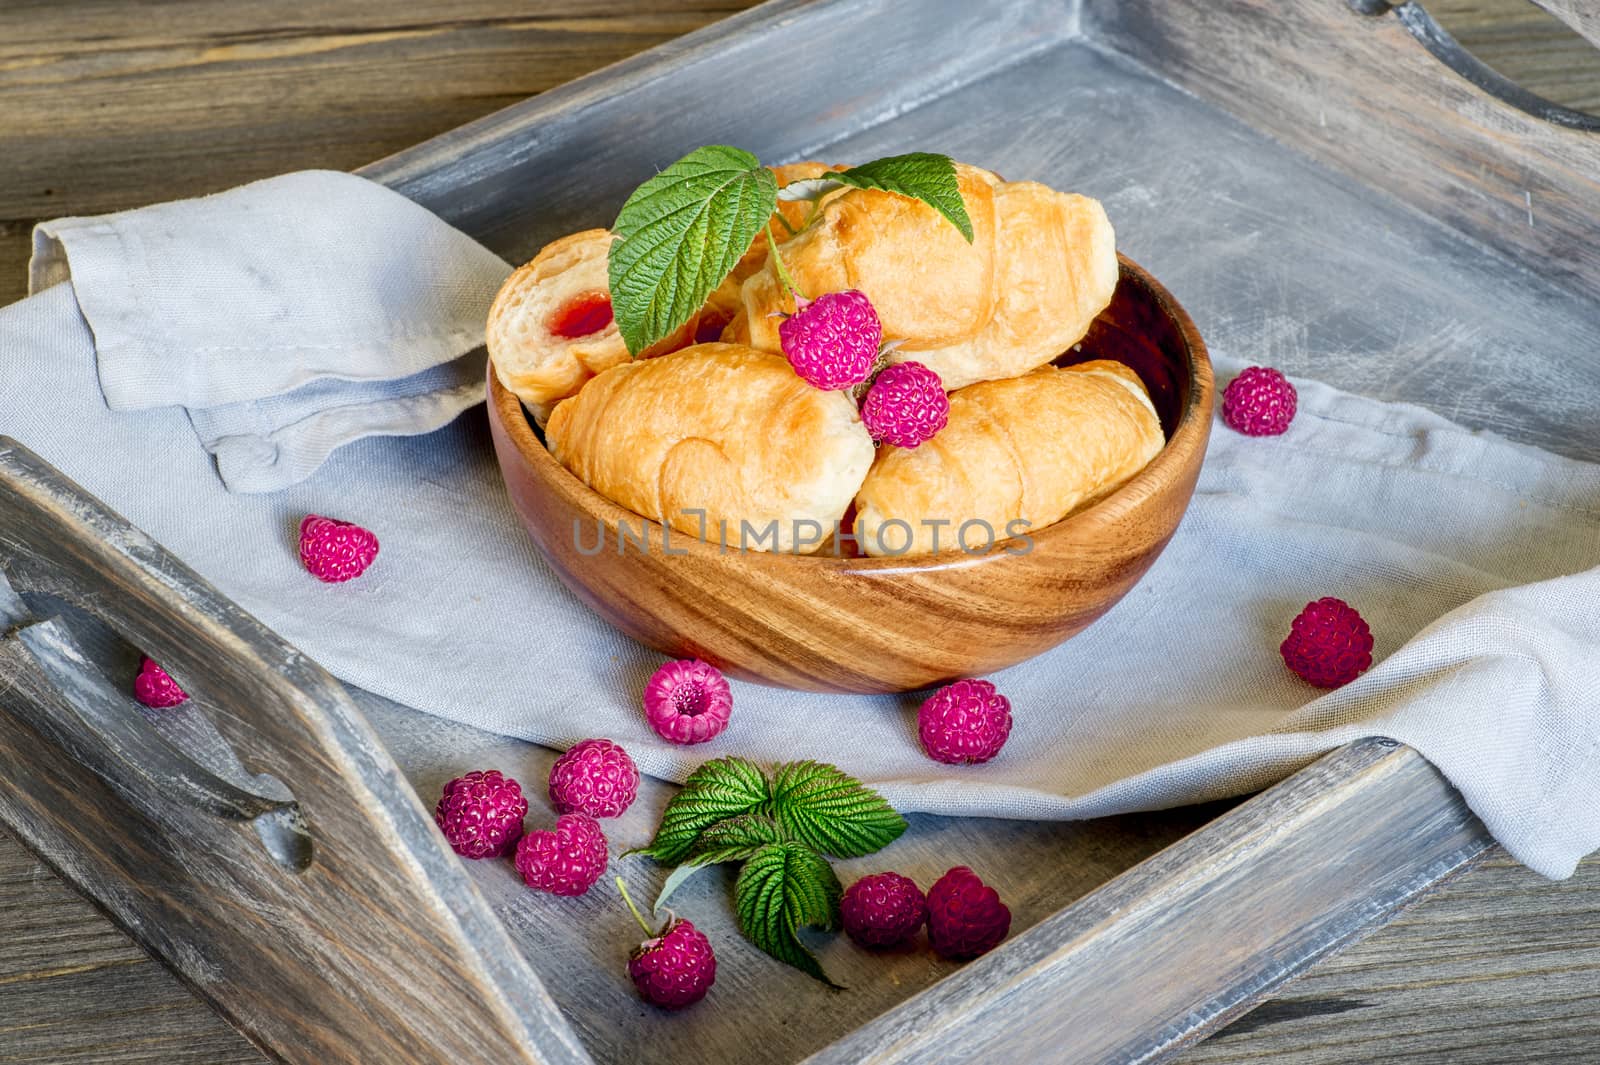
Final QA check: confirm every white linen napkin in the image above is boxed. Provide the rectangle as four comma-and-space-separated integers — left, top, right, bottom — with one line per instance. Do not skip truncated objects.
3, 175, 1599, 881
29, 170, 510, 493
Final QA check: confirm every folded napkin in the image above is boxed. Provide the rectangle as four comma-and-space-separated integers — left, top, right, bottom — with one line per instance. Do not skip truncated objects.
30, 171, 510, 493
3, 175, 1598, 881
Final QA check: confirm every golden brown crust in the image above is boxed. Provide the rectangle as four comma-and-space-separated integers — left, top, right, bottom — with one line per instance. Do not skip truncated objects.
546, 343, 875, 554
897, 183, 1118, 391
852, 360, 1163, 556
487, 229, 694, 419
731, 163, 1001, 353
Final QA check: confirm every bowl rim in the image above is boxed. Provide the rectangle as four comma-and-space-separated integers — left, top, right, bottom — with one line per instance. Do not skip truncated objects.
489, 253, 1213, 574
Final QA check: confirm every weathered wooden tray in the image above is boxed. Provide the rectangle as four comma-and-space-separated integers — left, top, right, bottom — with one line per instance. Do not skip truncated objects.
5, 0, 1600, 1061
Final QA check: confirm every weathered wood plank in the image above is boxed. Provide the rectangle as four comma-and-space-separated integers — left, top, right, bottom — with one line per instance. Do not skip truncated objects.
0, 0, 760, 306
1178, 847, 1600, 1064
1086, 0, 1600, 300
0, 828, 263, 1065
0, 439, 587, 1065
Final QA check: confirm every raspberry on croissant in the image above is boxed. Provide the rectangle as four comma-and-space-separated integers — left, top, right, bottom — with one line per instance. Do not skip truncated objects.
853, 360, 1163, 557
727, 163, 1001, 352
545, 343, 874, 554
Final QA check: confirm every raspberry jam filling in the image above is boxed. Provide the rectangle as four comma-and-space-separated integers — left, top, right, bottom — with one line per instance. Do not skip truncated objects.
548, 292, 614, 339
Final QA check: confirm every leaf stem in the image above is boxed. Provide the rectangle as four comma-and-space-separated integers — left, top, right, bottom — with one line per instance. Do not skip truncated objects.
765, 220, 804, 305
617, 877, 655, 937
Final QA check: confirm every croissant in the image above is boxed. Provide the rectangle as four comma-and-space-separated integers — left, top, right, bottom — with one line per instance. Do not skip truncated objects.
852, 360, 1163, 557
487, 229, 695, 423
894, 183, 1118, 391
726, 163, 1001, 351
546, 343, 875, 554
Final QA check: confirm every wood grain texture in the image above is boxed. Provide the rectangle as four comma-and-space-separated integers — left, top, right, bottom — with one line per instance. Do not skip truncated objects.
0, 440, 587, 1065
0, 0, 759, 307
488, 256, 1211, 692
1085, 0, 1600, 300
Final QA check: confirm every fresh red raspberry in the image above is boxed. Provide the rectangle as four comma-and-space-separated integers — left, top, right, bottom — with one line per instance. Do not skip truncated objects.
841, 872, 927, 948
1222, 366, 1297, 436
515, 813, 609, 896
926, 866, 1011, 961
548, 738, 640, 819
862, 361, 949, 448
917, 679, 1012, 765
1281, 597, 1374, 688
628, 918, 717, 1010
643, 659, 733, 745
434, 770, 528, 859
298, 514, 379, 583
133, 656, 189, 709
778, 289, 882, 390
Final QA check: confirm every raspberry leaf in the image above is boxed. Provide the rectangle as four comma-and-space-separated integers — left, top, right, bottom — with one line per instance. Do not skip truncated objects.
626, 756, 772, 865
609, 145, 778, 355
734, 841, 844, 988
651, 814, 785, 912
775, 152, 974, 242
770, 761, 907, 858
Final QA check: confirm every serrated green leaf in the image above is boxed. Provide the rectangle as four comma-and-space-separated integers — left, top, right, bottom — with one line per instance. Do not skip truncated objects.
776, 152, 973, 242
770, 761, 907, 859
652, 815, 783, 913
608, 145, 778, 355
734, 842, 844, 988
625, 756, 772, 865
689, 813, 784, 862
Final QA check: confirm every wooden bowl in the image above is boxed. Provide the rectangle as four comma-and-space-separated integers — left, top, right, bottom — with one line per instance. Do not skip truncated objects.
488, 255, 1212, 693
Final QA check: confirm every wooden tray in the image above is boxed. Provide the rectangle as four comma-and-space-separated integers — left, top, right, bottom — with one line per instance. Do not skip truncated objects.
5, 0, 1599, 1061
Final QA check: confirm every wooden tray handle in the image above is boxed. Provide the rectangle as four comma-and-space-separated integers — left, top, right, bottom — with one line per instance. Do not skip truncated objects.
0, 436, 578, 1063
1349, 0, 1600, 131
2, 617, 313, 870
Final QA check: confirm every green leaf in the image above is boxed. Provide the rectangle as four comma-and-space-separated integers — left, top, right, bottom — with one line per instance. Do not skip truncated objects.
626, 756, 772, 865
776, 152, 973, 242
734, 842, 844, 988
650, 814, 786, 912
770, 761, 907, 858
652, 862, 711, 914
688, 813, 784, 862
608, 145, 778, 355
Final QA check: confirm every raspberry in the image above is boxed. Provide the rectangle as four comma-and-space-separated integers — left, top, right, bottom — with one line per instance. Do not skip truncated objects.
515, 813, 609, 896
862, 361, 949, 448
926, 866, 1011, 961
1281, 597, 1374, 688
434, 770, 528, 859
1222, 366, 1297, 436
298, 514, 379, 583
778, 289, 882, 390
548, 738, 640, 819
628, 918, 717, 1010
643, 659, 733, 745
917, 679, 1012, 765
841, 872, 927, 948
133, 656, 189, 709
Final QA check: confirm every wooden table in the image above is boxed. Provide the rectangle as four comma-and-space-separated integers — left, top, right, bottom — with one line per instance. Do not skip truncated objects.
3, 1, 1600, 1061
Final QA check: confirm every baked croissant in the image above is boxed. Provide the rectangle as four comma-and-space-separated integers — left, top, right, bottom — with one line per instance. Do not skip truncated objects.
546, 343, 875, 554
852, 360, 1162, 557
700, 162, 847, 335
487, 229, 695, 423
726, 163, 1001, 352
895, 183, 1117, 390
